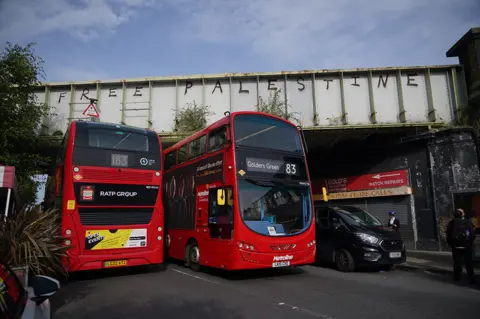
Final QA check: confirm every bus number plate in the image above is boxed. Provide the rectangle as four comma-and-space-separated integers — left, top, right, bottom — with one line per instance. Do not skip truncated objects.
272, 261, 290, 268
104, 260, 128, 268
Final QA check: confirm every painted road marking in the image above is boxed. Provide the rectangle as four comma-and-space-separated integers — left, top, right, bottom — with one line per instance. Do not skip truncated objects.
170, 267, 336, 318
171, 268, 218, 284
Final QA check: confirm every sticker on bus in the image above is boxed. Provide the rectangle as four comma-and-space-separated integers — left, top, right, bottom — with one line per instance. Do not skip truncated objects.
85, 229, 147, 250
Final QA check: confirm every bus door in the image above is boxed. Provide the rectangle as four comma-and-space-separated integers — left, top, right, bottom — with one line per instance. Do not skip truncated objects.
197, 185, 233, 267
195, 184, 210, 231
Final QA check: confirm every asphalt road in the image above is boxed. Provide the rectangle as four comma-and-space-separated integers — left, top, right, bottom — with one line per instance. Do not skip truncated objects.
51, 263, 479, 319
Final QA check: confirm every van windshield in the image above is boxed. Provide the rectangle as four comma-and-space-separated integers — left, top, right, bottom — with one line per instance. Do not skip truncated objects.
334, 206, 382, 227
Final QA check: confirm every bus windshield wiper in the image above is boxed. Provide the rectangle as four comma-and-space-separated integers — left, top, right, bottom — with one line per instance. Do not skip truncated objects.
112, 133, 131, 149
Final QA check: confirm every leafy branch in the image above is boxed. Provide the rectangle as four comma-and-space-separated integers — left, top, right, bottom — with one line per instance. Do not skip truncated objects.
255, 89, 299, 124
173, 101, 215, 133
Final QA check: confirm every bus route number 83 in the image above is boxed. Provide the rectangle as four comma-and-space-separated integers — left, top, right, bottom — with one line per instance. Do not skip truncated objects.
285, 163, 297, 175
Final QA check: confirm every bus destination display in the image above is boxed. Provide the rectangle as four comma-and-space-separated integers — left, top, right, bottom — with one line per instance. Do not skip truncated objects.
111, 154, 129, 167
246, 157, 299, 176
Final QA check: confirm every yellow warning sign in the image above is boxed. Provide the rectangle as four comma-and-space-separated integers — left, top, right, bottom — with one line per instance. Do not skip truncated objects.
67, 200, 75, 210
84, 229, 147, 250
238, 169, 245, 176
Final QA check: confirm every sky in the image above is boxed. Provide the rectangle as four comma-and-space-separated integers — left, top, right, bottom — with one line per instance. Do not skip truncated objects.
0, 0, 479, 83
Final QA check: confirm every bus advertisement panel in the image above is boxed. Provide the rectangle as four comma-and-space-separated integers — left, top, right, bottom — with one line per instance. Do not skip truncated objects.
57, 121, 165, 272
163, 112, 316, 271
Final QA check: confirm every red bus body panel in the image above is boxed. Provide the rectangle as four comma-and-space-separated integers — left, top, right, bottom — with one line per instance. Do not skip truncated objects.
60, 121, 164, 272
163, 111, 315, 270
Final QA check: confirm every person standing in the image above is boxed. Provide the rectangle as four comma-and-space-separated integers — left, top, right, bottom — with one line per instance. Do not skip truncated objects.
446, 208, 476, 284
387, 211, 400, 232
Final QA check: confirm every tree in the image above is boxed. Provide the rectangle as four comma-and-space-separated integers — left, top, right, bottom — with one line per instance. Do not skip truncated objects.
0, 42, 49, 202
255, 89, 299, 124
173, 101, 214, 133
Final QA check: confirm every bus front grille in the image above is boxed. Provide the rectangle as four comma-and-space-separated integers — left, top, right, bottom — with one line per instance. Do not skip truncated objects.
81, 169, 153, 183
78, 208, 153, 226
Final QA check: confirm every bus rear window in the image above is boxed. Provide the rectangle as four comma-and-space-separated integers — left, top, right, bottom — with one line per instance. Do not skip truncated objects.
234, 114, 302, 153
80, 128, 150, 152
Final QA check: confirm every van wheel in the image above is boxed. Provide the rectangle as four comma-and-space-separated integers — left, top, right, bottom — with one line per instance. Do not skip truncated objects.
335, 249, 355, 272
187, 242, 201, 272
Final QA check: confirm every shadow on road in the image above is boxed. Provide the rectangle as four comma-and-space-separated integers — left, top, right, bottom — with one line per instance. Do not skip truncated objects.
54, 296, 245, 319
63, 263, 168, 283
168, 259, 308, 281
415, 269, 480, 291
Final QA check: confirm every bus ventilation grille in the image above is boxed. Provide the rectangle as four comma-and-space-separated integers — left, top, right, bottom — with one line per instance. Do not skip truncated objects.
78, 207, 154, 226
81, 169, 153, 183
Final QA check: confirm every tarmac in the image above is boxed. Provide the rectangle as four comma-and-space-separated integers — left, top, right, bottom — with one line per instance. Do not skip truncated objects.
400, 249, 480, 275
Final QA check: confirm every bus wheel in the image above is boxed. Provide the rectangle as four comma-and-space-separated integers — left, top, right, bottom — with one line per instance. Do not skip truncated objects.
335, 249, 355, 272
188, 243, 201, 272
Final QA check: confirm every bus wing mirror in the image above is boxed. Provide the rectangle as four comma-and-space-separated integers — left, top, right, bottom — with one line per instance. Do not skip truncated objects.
217, 189, 226, 206
322, 187, 328, 202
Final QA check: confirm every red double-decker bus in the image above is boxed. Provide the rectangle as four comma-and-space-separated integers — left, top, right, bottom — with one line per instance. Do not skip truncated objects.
163, 111, 316, 271
55, 121, 164, 272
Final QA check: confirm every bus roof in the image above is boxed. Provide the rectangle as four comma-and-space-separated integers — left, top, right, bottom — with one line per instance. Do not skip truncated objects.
72, 120, 151, 134
163, 111, 299, 154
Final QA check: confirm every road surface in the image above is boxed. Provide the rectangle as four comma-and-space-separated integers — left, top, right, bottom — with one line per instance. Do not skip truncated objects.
51, 263, 479, 319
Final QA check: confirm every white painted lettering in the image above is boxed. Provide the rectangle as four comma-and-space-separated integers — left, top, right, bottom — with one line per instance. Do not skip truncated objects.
273, 255, 294, 261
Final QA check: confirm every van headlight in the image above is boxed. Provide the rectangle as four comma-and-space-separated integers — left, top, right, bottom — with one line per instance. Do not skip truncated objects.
355, 232, 379, 245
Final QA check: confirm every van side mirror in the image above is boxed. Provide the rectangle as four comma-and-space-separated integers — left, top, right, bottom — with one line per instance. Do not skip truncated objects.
30, 275, 60, 305
217, 189, 226, 206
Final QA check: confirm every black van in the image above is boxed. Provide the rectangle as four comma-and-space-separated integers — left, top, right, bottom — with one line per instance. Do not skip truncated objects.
314, 205, 406, 272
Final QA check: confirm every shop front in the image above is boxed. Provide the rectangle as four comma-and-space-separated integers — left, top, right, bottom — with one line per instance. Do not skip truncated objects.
312, 169, 417, 249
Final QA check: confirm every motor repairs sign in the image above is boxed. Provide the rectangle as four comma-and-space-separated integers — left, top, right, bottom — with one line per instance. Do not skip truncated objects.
85, 229, 147, 250
74, 183, 159, 206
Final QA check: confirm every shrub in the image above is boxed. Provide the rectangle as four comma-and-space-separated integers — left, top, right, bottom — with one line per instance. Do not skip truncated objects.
0, 207, 68, 277
173, 102, 214, 133
255, 89, 299, 124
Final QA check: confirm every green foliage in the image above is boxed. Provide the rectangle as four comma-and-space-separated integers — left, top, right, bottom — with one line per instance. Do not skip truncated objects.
255, 89, 299, 124
174, 101, 214, 133
0, 207, 68, 277
457, 99, 480, 136
17, 177, 39, 208
0, 42, 49, 182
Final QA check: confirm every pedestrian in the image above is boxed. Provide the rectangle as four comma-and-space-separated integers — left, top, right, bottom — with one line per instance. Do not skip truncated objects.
446, 208, 476, 284
387, 211, 400, 232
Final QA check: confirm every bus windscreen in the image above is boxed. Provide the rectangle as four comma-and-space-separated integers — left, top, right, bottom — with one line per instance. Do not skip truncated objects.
234, 114, 302, 153
72, 123, 160, 170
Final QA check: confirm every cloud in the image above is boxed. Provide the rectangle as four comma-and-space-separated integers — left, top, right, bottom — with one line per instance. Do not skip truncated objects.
164, 0, 480, 69
0, 0, 159, 43
47, 65, 111, 82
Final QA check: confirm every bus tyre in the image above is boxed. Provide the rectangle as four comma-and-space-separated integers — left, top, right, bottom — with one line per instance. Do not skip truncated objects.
335, 249, 355, 272
188, 243, 201, 272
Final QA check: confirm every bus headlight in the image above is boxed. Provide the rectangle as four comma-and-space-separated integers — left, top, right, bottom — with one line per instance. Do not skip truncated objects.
238, 242, 256, 251
73, 167, 80, 173
155, 172, 160, 176
65, 229, 72, 236
158, 227, 162, 232
157, 236, 162, 241
65, 239, 71, 245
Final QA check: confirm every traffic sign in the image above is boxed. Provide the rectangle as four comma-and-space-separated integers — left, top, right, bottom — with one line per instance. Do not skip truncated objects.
83, 103, 99, 117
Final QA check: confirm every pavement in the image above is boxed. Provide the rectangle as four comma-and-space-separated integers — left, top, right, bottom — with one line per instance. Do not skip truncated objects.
51, 261, 479, 319
399, 249, 480, 275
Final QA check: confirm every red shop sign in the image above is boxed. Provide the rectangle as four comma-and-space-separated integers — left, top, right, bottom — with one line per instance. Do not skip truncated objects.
313, 169, 409, 193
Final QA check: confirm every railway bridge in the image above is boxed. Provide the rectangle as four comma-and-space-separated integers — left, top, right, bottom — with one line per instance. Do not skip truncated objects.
35, 64, 480, 252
